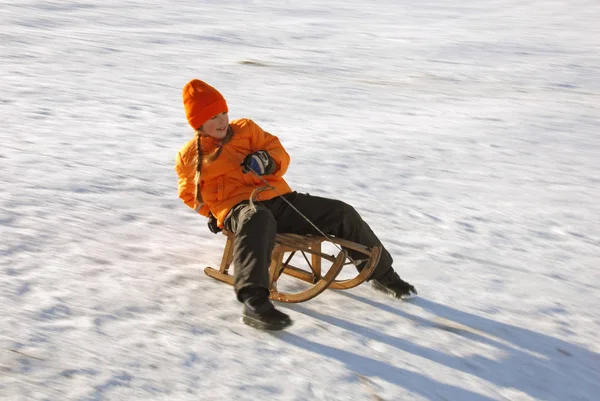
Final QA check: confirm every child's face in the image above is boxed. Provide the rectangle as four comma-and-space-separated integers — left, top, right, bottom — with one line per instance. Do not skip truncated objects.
201, 112, 229, 139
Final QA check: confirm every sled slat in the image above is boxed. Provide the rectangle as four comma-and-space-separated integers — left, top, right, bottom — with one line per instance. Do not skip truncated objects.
204, 231, 380, 303
283, 265, 318, 283
269, 250, 346, 303
204, 267, 234, 285
329, 244, 381, 290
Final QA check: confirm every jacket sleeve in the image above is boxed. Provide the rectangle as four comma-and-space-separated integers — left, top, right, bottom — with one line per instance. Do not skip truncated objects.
175, 151, 210, 217
248, 120, 291, 177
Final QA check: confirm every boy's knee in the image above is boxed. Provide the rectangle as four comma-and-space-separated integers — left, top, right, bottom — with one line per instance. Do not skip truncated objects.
254, 205, 276, 220
243, 205, 276, 229
229, 203, 276, 233
335, 200, 359, 220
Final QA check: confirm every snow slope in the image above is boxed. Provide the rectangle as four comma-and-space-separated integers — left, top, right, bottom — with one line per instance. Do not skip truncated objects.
1, 0, 599, 400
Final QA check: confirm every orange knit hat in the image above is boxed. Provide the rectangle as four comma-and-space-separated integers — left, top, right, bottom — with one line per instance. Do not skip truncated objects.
182, 79, 228, 130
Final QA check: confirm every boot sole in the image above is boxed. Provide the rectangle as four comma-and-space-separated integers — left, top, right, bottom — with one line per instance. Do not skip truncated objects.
242, 315, 293, 331
372, 281, 414, 300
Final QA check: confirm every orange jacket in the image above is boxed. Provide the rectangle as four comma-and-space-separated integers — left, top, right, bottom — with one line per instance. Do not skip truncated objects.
175, 118, 293, 227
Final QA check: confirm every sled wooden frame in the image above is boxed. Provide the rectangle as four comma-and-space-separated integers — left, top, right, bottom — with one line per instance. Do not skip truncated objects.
204, 231, 382, 303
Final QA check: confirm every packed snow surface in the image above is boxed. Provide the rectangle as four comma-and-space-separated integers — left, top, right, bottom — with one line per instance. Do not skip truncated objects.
1, 0, 599, 400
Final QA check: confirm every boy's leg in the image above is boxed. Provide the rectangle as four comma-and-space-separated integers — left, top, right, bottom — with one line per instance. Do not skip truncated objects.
269, 192, 395, 280
224, 201, 292, 330
224, 202, 277, 299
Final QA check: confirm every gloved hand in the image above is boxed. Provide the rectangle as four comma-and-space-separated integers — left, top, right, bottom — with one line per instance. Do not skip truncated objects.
241, 150, 275, 176
207, 213, 222, 234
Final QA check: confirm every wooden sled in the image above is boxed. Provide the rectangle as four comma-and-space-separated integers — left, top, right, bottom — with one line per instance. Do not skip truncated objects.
204, 231, 382, 303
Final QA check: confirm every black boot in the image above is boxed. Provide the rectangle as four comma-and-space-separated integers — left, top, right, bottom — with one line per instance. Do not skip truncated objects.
371, 270, 417, 299
240, 288, 292, 331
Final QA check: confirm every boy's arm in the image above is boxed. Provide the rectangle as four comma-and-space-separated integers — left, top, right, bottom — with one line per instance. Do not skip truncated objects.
248, 120, 291, 177
175, 151, 210, 217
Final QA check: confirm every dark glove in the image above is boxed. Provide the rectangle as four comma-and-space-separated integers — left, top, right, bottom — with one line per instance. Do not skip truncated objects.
241, 150, 275, 176
207, 213, 222, 234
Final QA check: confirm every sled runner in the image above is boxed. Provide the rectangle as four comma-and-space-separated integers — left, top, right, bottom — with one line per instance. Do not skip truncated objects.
204, 231, 382, 303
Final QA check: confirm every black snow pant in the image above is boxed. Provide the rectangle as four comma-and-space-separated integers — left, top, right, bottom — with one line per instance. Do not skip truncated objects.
224, 191, 394, 301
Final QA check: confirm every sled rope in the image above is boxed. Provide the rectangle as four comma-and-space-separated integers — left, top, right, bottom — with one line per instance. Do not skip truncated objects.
248, 184, 271, 212
219, 143, 359, 267
248, 170, 359, 267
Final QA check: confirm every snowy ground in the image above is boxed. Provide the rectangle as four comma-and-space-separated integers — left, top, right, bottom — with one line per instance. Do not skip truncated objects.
1, 0, 599, 400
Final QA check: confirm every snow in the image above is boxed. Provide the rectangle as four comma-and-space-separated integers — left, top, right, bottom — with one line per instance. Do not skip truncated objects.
1, 0, 599, 400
